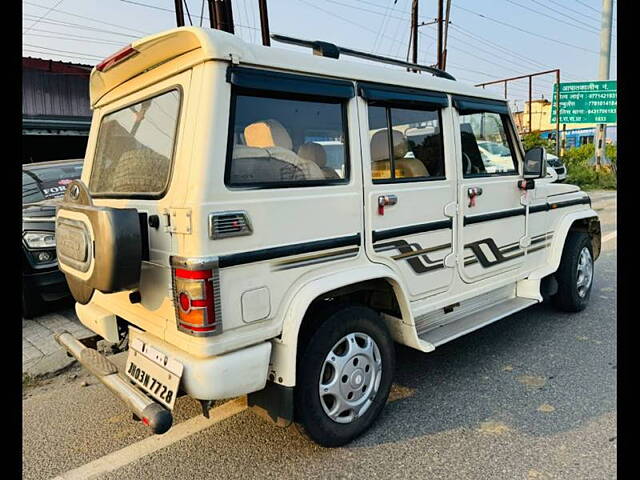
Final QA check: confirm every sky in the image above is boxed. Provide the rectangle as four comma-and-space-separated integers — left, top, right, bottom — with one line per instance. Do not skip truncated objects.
22, 0, 617, 112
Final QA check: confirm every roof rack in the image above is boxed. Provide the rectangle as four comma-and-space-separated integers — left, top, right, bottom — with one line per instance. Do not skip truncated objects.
271, 34, 456, 82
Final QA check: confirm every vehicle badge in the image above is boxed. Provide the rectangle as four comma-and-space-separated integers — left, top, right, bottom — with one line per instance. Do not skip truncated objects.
70, 184, 80, 200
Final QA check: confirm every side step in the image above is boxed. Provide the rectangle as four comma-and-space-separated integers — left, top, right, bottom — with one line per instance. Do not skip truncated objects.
418, 297, 538, 348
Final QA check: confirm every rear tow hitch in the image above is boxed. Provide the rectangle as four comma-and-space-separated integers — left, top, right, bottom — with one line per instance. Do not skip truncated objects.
54, 330, 173, 434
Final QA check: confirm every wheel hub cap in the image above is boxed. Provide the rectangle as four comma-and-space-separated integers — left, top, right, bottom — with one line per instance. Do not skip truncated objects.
318, 332, 383, 424
576, 246, 593, 298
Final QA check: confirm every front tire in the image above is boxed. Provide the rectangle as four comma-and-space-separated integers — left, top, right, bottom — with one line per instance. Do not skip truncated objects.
552, 231, 594, 312
294, 305, 395, 447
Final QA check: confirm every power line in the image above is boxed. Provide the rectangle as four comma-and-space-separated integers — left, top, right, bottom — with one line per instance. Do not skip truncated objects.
23, 32, 124, 46
25, 27, 127, 44
22, 14, 141, 39
24, 0, 149, 35
452, 4, 602, 55
526, 0, 602, 32
23, 49, 96, 64
504, 0, 599, 35
23, 0, 64, 34
23, 43, 104, 60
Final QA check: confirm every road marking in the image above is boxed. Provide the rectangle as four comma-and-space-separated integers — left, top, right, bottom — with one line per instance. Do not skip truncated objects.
52, 397, 248, 480
602, 231, 617, 244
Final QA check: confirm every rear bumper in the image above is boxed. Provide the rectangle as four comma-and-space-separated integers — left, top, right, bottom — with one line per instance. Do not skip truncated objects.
129, 327, 272, 401
54, 330, 172, 434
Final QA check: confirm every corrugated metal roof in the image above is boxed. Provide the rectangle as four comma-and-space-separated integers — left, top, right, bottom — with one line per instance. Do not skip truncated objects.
22, 62, 91, 118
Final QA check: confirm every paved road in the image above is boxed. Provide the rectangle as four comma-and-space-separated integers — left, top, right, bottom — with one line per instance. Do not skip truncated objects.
23, 191, 616, 480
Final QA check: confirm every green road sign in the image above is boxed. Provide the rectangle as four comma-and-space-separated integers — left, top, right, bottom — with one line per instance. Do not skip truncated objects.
551, 80, 616, 124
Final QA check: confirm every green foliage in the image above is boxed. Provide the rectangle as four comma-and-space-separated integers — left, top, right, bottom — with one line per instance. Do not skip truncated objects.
561, 143, 616, 190
521, 131, 553, 152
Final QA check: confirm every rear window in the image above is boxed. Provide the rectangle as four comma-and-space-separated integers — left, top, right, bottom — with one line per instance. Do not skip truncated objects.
89, 89, 181, 196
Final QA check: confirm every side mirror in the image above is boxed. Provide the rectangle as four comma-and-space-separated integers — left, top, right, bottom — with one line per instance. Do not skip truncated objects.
523, 147, 547, 179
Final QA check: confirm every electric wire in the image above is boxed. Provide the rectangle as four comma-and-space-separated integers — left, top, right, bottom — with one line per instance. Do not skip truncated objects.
504, 0, 599, 35
452, 4, 602, 54
23, 0, 65, 34
24, 1, 149, 35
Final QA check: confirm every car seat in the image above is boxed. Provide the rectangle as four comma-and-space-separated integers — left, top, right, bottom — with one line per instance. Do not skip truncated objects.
297, 142, 340, 180
370, 129, 429, 179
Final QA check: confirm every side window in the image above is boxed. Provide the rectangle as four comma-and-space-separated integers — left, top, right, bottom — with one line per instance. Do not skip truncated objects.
458, 111, 518, 176
226, 92, 349, 187
367, 104, 445, 181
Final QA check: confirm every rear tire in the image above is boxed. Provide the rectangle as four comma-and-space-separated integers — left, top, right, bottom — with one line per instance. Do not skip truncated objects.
552, 231, 594, 312
294, 305, 395, 447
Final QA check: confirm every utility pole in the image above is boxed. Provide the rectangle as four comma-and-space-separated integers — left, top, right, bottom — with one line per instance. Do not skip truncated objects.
174, 0, 185, 27
594, 0, 613, 169
442, 0, 451, 70
211, 0, 235, 34
207, 0, 215, 28
411, 0, 418, 70
436, 0, 443, 70
258, 0, 270, 46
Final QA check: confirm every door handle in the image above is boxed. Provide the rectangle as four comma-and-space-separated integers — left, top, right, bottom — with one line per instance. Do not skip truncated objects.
467, 187, 483, 207
378, 194, 398, 215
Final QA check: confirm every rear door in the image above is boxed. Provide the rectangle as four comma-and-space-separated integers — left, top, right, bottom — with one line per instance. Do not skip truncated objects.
359, 83, 457, 300
81, 69, 194, 326
452, 96, 527, 283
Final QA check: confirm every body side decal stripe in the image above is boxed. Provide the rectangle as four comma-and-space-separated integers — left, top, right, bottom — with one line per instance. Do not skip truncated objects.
218, 234, 361, 268
372, 219, 452, 243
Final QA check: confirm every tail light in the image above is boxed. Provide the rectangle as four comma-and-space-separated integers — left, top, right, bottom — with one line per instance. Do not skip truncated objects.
172, 265, 221, 336
96, 45, 139, 72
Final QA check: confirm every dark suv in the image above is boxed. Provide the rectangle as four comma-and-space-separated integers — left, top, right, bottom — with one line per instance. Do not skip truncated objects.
22, 159, 83, 318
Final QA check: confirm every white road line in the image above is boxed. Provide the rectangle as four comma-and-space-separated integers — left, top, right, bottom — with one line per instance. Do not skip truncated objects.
602, 231, 617, 244
52, 397, 248, 480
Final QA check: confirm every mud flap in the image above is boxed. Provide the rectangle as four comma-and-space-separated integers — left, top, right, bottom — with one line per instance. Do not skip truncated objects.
55, 180, 142, 304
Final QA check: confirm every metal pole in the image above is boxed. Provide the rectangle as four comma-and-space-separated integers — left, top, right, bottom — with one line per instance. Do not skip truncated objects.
174, 0, 185, 27
213, 0, 234, 33
595, 0, 613, 169
411, 0, 418, 70
442, 0, 451, 70
437, 0, 444, 69
207, 0, 216, 28
504, 81, 507, 99
258, 0, 270, 46
555, 69, 561, 156
561, 123, 567, 157
528, 75, 532, 133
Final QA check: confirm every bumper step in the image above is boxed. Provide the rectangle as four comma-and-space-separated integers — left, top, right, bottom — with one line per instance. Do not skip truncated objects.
54, 330, 173, 434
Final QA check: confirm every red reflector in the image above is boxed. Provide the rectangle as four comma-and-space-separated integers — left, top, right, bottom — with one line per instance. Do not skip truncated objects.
178, 292, 191, 312
142, 417, 149, 425
175, 268, 212, 280
96, 45, 138, 72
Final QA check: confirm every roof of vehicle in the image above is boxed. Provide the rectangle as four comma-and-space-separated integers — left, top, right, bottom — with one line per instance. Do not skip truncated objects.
90, 26, 506, 107
22, 159, 84, 170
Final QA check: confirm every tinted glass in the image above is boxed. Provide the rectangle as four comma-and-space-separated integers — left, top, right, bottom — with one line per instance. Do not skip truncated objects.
89, 90, 180, 195
368, 105, 444, 180
459, 112, 517, 176
227, 93, 348, 186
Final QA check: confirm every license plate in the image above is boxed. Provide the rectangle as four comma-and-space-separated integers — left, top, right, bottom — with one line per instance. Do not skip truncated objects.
125, 338, 184, 410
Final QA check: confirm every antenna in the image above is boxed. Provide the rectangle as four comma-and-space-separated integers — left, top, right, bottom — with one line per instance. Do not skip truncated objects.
271, 34, 456, 81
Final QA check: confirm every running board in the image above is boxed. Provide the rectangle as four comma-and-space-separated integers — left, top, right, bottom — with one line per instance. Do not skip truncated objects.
418, 297, 538, 348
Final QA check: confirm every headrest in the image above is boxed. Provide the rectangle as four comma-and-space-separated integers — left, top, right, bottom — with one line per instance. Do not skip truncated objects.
297, 142, 327, 168
244, 119, 293, 150
370, 129, 408, 162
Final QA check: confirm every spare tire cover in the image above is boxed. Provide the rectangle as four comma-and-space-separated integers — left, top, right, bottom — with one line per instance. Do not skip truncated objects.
59, 180, 95, 305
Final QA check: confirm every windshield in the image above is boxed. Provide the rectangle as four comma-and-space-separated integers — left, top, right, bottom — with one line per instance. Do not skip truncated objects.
89, 89, 181, 196
22, 163, 83, 204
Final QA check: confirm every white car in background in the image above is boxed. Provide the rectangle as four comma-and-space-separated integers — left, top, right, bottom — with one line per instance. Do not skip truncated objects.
545, 151, 567, 182
477, 140, 517, 173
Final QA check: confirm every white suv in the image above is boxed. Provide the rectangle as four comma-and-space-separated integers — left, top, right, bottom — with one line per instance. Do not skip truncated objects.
54, 27, 600, 447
